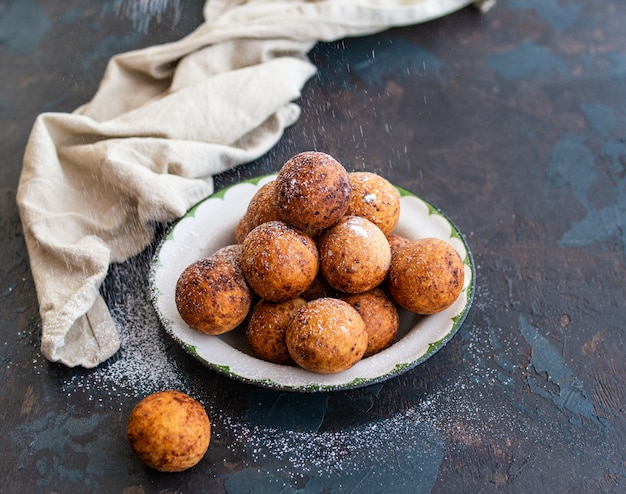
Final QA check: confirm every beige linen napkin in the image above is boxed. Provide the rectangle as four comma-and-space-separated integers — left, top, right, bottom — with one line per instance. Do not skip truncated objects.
17, 0, 493, 368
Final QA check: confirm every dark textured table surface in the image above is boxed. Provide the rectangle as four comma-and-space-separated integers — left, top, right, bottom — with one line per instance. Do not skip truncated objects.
2, 1, 625, 493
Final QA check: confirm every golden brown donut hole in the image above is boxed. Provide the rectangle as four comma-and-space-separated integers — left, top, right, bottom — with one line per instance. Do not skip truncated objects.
387, 233, 410, 257
235, 181, 281, 244
286, 297, 368, 374
175, 257, 252, 335
346, 172, 400, 235
340, 288, 399, 357
211, 243, 243, 265
299, 272, 337, 301
274, 151, 351, 234
246, 297, 307, 365
127, 390, 211, 472
318, 216, 391, 294
388, 237, 465, 315
241, 220, 318, 302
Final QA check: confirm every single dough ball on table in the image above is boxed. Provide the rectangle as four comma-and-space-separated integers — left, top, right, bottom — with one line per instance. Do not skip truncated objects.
346, 172, 401, 235
127, 390, 211, 472
388, 237, 465, 315
235, 181, 281, 244
246, 297, 307, 364
318, 216, 392, 294
241, 221, 318, 302
175, 256, 252, 335
286, 298, 368, 374
340, 288, 399, 357
274, 151, 351, 234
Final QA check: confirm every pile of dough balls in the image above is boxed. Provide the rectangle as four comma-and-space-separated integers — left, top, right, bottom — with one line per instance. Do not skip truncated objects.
175, 151, 465, 374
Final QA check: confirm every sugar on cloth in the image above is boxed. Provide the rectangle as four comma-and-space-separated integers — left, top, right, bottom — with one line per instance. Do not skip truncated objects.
16, 0, 494, 368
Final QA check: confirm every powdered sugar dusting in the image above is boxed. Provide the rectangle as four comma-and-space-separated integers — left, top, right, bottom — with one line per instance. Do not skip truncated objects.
207, 318, 509, 479
364, 193, 377, 203
346, 221, 370, 238
218, 408, 431, 475
61, 253, 190, 403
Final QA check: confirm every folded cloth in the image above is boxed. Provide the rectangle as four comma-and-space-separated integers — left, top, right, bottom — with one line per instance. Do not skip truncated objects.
16, 0, 493, 368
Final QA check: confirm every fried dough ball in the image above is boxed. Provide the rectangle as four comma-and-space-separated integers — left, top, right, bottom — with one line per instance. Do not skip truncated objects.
286, 298, 368, 374
274, 151, 351, 234
340, 288, 399, 357
318, 216, 391, 294
388, 237, 465, 315
346, 172, 400, 235
241, 221, 318, 302
211, 243, 243, 265
300, 273, 337, 301
246, 297, 307, 364
387, 233, 410, 257
235, 181, 280, 243
235, 216, 253, 246
127, 390, 211, 472
175, 256, 252, 335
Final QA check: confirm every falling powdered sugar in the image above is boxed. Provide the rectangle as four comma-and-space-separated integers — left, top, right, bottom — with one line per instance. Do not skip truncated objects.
61, 252, 190, 402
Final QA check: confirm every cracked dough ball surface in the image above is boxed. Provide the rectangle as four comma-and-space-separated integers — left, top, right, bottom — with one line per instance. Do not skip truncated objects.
127, 390, 211, 472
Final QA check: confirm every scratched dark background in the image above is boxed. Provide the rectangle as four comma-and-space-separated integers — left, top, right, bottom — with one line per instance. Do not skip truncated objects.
1, 1, 625, 493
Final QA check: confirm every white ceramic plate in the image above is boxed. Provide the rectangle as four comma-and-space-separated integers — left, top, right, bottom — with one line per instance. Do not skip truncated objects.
150, 175, 475, 392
